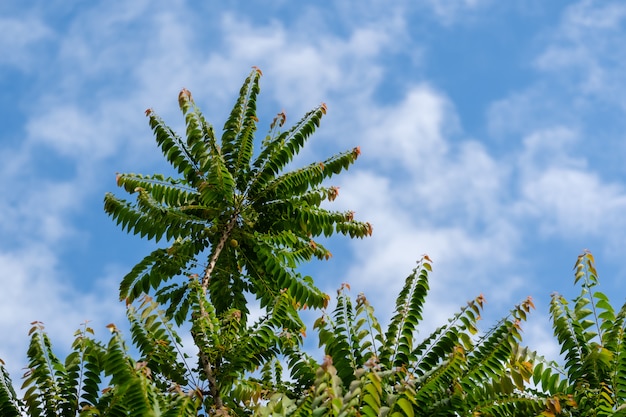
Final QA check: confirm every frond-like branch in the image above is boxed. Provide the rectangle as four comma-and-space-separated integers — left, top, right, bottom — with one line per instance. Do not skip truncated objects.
250, 102, 328, 194
127, 296, 191, 389
0, 360, 21, 417
178, 88, 213, 177
104, 192, 209, 244
22, 322, 64, 416
116, 173, 201, 209
381, 255, 432, 369
222, 68, 262, 189
119, 238, 206, 302
147, 109, 202, 185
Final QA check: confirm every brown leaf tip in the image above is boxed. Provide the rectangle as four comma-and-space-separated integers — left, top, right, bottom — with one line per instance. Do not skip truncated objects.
322, 355, 333, 370
322, 293, 331, 309
328, 186, 340, 201
178, 88, 193, 108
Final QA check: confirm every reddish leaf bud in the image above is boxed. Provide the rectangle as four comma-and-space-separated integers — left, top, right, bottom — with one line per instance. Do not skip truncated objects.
328, 186, 339, 201
178, 88, 193, 109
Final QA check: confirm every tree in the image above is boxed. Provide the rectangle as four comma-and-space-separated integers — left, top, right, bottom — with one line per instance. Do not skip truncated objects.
103, 66, 372, 414
257, 255, 548, 417
532, 250, 626, 416
0, 67, 579, 416
0, 67, 372, 416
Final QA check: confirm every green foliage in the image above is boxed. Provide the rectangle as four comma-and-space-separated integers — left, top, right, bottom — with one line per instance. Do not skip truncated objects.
8, 292, 307, 416
531, 250, 626, 416
6, 68, 610, 417
100, 68, 373, 412
0, 68, 370, 417
14, 321, 201, 416
257, 255, 548, 417
0, 359, 21, 417
104, 68, 371, 321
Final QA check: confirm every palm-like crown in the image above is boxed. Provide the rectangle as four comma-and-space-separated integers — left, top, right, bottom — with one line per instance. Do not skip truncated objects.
104, 67, 372, 322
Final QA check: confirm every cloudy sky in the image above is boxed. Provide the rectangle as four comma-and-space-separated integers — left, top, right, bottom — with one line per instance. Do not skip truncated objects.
3, 0, 626, 382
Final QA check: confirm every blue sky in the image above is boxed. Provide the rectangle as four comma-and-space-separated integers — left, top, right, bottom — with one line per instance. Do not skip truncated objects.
3, 0, 626, 381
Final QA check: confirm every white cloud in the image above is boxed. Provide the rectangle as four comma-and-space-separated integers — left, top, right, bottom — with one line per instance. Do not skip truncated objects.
0, 172, 83, 246
0, 248, 126, 384
534, 0, 626, 108
357, 84, 453, 172
510, 127, 626, 246
329, 85, 523, 330
517, 127, 585, 173
489, 0, 626, 139
54, 1, 154, 77
520, 167, 626, 238
27, 106, 117, 160
486, 0, 626, 258
214, 13, 394, 113
421, 0, 491, 24
0, 16, 52, 69
350, 83, 508, 229
117, 8, 398, 132
413, 140, 506, 224
487, 86, 580, 138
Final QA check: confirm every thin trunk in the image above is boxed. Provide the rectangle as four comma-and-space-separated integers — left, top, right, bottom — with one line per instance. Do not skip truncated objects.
198, 348, 223, 410
193, 212, 238, 413
202, 214, 238, 293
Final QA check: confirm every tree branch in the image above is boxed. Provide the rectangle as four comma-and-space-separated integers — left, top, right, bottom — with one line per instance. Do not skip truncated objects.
202, 213, 238, 293
192, 212, 238, 412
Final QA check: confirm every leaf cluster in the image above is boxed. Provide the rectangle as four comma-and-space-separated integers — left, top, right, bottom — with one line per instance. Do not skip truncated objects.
258, 255, 547, 417
4, 69, 624, 417
530, 250, 626, 416
9, 320, 200, 416
99, 68, 373, 412
104, 68, 371, 323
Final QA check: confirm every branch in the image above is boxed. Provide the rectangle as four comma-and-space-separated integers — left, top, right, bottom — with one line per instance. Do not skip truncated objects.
193, 212, 238, 411
202, 213, 238, 293
198, 348, 223, 410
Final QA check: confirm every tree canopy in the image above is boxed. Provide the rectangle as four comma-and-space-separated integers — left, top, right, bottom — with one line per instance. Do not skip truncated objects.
1, 68, 623, 416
